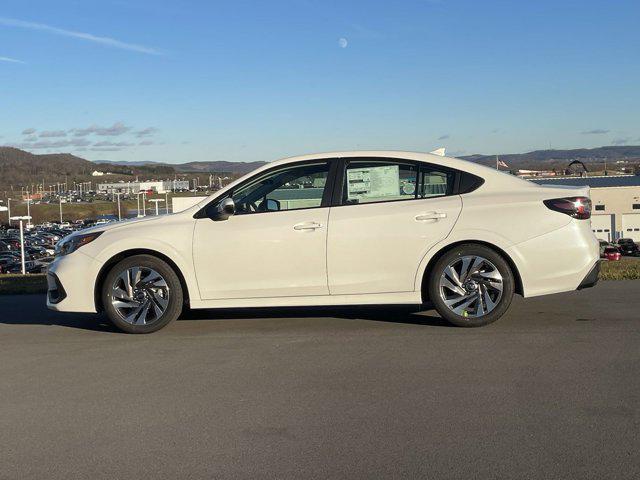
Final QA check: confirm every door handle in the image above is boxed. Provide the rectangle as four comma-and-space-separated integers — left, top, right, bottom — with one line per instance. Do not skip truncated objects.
415, 212, 447, 221
293, 222, 323, 231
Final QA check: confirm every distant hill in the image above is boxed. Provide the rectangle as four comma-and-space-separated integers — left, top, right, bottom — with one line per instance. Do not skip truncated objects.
93, 158, 266, 174
462, 146, 640, 169
0, 147, 95, 186
0, 147, 266, 189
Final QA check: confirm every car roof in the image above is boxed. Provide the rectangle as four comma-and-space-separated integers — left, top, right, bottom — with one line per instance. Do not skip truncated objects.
269, 150, 533, 189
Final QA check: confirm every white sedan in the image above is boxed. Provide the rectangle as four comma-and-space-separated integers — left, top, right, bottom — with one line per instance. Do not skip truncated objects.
47, 151, 600, 333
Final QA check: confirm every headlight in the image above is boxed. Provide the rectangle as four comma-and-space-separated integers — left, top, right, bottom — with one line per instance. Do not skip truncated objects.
55, 232, 103, 257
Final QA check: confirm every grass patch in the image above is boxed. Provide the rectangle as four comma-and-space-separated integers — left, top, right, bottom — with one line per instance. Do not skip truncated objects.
599, 257, 640, 281
0, 274, 47, 295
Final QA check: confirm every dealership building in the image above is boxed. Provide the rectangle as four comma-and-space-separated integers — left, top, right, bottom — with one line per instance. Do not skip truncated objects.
97, 180, 190, 194
532, 175, 640, 242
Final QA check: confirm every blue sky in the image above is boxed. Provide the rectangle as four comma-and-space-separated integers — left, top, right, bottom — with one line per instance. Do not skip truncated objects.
1, 0, 639, 163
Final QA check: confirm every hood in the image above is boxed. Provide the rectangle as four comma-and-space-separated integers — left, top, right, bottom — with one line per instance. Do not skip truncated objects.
75, 214, 167, 236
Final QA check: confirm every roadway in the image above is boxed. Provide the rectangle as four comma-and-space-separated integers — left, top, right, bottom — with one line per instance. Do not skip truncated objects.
1, 281, 639, 479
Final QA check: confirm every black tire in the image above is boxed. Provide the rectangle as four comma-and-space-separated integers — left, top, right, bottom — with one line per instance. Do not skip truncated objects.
102, 254, 183, 334
427, 244, 515, 327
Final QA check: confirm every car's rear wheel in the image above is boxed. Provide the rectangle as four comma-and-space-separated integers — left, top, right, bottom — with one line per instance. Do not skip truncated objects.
102, 255, 183, 333
427, 244, 514, 327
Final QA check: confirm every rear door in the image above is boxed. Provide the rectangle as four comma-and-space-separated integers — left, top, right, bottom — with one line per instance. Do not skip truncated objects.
327, 158, 462, 295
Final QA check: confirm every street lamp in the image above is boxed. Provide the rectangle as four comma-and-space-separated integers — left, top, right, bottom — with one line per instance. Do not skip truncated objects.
9, 216, 32, 275
114, 192, 122, 221
149, 199, 165, 216
25, 197, 33, 228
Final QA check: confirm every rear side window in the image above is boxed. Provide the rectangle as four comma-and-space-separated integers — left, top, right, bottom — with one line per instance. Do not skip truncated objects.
458, 172, 484, 194
342, 160, 455, 205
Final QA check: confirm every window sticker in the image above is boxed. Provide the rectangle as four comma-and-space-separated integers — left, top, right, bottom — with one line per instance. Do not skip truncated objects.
347, 165, 400, 201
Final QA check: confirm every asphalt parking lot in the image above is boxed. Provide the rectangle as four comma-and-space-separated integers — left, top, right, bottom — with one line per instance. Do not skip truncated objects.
1, 281, 639, 480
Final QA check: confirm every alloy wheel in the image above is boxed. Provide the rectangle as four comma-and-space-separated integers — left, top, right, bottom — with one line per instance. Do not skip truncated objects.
438, 255, 504, 318
111, 267, 170, 325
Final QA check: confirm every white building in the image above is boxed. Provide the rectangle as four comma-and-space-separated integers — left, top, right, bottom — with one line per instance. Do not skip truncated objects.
98, 180, 190, 194
532, 175, 640, 242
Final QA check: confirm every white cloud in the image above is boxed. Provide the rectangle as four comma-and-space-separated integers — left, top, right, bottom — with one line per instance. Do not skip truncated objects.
39, 130, 67, 138
72, 122, 131, 137
93, 141, 134, 147
0, 17, 161, 55
582, 129, 609, 135
135, 127, 159, 137
612, 138, 630, 145
0, 56, 25, 64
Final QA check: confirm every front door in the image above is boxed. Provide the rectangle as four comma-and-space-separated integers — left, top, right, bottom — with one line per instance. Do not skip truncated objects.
327, 158, 462, 295
193, 161, 333, 300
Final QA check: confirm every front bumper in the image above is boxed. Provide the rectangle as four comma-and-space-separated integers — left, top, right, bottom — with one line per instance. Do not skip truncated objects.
46, 251, 100, 313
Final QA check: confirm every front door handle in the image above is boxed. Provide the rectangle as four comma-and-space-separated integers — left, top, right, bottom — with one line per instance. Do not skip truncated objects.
293, 222, 323, 231
415, 212, 447, 221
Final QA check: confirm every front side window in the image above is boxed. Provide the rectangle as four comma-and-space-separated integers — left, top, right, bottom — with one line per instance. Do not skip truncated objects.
342, 160, 454, 205
230, 162, 330, 214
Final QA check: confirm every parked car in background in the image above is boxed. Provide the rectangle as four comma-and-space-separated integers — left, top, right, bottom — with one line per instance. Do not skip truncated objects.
598, 239, 610, 257
47, 151, 600, 333
602, 246, 621, 261
617, 238, 640, 256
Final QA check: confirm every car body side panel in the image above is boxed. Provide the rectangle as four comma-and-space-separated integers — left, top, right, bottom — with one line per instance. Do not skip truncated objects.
327, 195, 462, 295
48, 215, 199, 313
506, 219, 600, 297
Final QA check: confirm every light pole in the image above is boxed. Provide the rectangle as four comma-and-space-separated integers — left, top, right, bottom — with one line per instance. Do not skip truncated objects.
115, 192, 122, 221
150, 199, 164, 216
25, 197, 32, 228
59, 196, 63, 223
165, 192, 169, 214
7, 198, 11, 226
10, 216, 32, 275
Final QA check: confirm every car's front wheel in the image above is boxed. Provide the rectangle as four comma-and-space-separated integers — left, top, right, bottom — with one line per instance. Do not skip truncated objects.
427, 244, 515, 327
102, 255, 183, 333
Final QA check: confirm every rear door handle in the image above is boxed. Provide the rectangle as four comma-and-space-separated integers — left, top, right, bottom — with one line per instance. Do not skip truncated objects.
415, 212, 447, 221
293, 222, 323, 231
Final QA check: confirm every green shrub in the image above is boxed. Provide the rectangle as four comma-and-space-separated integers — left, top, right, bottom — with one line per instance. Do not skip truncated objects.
599, 257, 640, 281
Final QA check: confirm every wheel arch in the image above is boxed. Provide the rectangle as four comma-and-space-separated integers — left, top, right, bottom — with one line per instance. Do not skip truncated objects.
94, 248, 191, 312
420, 240, 523, 303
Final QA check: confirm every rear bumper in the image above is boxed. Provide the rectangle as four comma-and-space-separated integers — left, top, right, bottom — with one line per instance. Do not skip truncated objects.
506, 219, 600, 297
577, 260, 600, 290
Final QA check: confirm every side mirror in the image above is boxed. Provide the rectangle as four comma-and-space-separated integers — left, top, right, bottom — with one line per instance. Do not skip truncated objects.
213, 197, 235, 221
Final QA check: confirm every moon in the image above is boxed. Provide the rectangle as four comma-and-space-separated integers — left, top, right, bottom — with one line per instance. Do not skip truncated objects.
338, 37, 348, 49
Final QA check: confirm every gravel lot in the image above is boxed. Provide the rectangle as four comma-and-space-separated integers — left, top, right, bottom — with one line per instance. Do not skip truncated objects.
1, 281, 639, 479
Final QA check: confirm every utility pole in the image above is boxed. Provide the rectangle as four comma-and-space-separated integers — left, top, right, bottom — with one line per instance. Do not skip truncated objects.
115, 192, 122, 221
26, 196, 32, 228
11, 216, 31, 274
150, 199, 164, 216
165, 192, 169, 214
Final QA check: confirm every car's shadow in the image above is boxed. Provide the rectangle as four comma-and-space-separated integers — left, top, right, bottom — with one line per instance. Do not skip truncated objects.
0, 294, 449, 333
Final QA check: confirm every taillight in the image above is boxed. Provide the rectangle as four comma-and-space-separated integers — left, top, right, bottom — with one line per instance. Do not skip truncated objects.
543, 196, 591, 219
